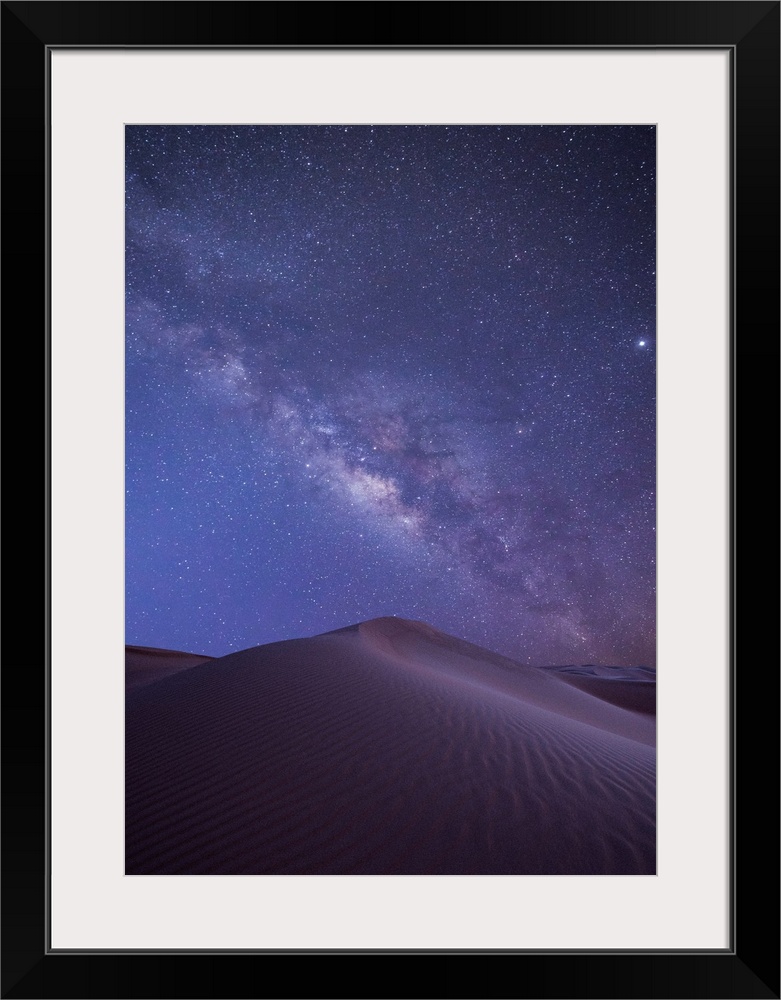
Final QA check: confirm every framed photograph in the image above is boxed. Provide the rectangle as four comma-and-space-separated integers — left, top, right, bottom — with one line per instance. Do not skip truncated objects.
5, 2, 777, 997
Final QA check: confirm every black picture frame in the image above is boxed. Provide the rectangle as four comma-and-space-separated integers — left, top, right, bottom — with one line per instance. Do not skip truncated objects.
4, 2, 778, 997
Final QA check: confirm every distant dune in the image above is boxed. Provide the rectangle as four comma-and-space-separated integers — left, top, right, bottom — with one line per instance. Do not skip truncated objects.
126, 618, 655, 875
539, 663, 657, 716
125, 645, 214, 692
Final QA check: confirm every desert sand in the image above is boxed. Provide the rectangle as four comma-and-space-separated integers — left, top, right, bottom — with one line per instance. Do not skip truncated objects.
125, 645, 214, 692
126, 617, 655, 875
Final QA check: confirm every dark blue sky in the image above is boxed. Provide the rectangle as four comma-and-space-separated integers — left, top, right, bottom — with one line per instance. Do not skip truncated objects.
126, 125, 655, 665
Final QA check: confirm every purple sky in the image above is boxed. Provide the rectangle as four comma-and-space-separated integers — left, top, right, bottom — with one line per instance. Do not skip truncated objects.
126, 125, 655, 665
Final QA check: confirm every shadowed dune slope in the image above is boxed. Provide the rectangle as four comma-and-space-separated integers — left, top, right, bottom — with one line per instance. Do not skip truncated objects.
126, 618, 655, 875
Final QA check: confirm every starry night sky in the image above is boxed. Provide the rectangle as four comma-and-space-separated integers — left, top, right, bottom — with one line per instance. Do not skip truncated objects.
126, 125, 655, 666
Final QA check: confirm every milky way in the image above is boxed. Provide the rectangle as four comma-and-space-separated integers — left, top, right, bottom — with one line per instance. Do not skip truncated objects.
126, 125, 655, 665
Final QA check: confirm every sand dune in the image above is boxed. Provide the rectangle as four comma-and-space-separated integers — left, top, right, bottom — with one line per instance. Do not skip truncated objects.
125, 645, 214, 692
539, 664, 657, 716
126, 618, 655, 875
